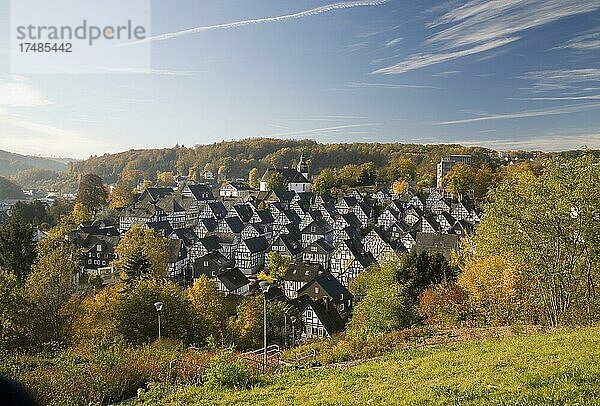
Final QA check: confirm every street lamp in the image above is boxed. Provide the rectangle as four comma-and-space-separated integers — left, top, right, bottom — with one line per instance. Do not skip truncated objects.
259, 281, 270, 372
290, 316, 297, 348
154, 301, 164, 340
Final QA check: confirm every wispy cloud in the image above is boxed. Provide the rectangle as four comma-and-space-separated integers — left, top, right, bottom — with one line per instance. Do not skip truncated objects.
555, 31, 600, 51
347, 81, 438, 89
372, 0, 600, 74
455, 132, 600, 151
435, 102, 600, 125
123, 0, 390, 46
0, 78, 51, 107
433, 70, 461, 77
384, 37, 403, 47
261, 123, 379, 138
520, 68, 600, 93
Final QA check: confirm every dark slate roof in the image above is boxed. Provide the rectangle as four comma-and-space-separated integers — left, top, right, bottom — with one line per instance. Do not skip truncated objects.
255, 209, 274, 224
170, 228, 198, 246
198, 218, 218, 232
264, 285, 289, 302
193, 251, 233, 277
217, 267, 250, 292
302, 218, 333, 235
310, 299, 347, 336
275, 233, 304, 256
243, 235, 270, 253
271, 188, 295, 203
78, 224, 119, 236
340, 196, 358, 207
412, 232, 460, 259
284, 262, 322, 282
282, 209, 302, 225
198, 234, 222, 251
156, 195, 186, 213
208, 202, 228, 219
281, 223, 302, 240
308, 238, 335, 253
145, 221, 173, 236
166, 238, 186, 263
233, 204, 254, 223
449, 219, 474, 235
224, 216, 245, 234
228, 181, 252, 191
138, 187, 174, 203
340, 212, 361, 229
185, 184, 215, 201
298, 272, 352, 304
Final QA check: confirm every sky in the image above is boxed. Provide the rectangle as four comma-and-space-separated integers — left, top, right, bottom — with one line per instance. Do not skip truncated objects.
0, 0, 599, 158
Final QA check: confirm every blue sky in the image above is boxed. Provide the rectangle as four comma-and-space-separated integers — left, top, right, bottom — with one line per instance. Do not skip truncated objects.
0, 0, 599, 158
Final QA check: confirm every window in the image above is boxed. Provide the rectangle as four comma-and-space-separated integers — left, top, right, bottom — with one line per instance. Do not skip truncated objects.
340, 303, 345, 311
314, 286, 319, 294
203, 261, 209, 267
310, 246, 317, 252
340, 293, 344, 300
96, 244, 102, 252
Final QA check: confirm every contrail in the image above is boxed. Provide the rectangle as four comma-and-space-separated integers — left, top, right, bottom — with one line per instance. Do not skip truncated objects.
122, 0, 389, 46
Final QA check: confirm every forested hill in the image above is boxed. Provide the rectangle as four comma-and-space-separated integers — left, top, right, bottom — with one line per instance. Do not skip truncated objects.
0, 176, 25, 199
0, 149, 67, 177
68, 138, 497, 184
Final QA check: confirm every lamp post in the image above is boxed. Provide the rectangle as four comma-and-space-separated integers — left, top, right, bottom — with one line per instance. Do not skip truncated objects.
259, 281, 270, 372
154, 301, 164, 340
290, 316, 296, 348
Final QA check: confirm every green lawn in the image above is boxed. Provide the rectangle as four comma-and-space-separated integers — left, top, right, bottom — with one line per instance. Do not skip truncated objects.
134, 327, 600, 405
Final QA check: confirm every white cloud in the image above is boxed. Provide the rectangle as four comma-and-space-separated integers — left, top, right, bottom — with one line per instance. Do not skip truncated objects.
373, 0, 600, 74
434, 102, 600, 125
455, 133, 600, 151
123, 0, 390, 46
384, 37, 403, 47
556, 31, 600, 51
0, 80, 51, 107
347, 81, 438, 89
520, 68, 600, 93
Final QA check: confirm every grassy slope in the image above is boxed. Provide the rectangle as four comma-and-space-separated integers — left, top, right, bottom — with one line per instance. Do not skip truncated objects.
137, 327, 600, 406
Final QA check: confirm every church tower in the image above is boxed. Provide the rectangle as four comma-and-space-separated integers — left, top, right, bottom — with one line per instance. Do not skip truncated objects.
297, 153, 309, 180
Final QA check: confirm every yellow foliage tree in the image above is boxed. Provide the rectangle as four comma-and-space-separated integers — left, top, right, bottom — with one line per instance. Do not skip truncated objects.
458, 253, 522, 325
187, 275, 229, 333
108, 182, 134, 209
392, 180, 409, 195
113, 225, 169, 278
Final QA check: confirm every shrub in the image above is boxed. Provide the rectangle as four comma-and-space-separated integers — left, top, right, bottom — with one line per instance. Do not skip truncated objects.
419, 283, 473, 326
204, 351, 250, 390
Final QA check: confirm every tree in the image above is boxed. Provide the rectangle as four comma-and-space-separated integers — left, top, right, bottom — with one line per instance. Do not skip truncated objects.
70, 285, 120, 348
392, 180, 409, 196
312, 169, 336, 197
267, 172, 287, 191
474, 157, 600, 326
395, 252, 458, 306
114, 225, 169, 278
116, 278, 192, 344
121, 247, 151, 286
76, 174, 108, 213
347, 284, 414, 338
157, 171, 176, 186
187, 276, 230, 343
0, 214, 36, 283
267, 251, 291, 281
0, 270, 28, 350
458, 253, 522, 325
248, 168, 259, 189
387, 158, 416, 183
108, 181, 134, 209
474, 164, 502, 201
11, 200, 50, 227
26, 239, 79, 344
445, 163, 475, 197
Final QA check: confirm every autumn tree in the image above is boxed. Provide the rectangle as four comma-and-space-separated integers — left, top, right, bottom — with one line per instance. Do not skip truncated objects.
114, 225, 169, 278
267, 172, 287, 191
108, 181, 134, 209
445, 163, 475, 198
267, 251, 291, 281
475, 156, 600, 326
70, 285, 120, 348
157, 171, 176, 186
116, 278, 192, 344
187, 276, 230, 343
246, 167, 258, 189
392, 180, 409, 196
312, 169, 336, 197
387, 158, 416, 183
0, 214, 36, 284
0, 270, 28, 350
26, 239, 80, 344
76, 174, 108, 213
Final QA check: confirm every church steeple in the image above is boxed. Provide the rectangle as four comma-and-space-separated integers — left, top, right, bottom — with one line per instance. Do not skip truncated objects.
297, 153, 309, 179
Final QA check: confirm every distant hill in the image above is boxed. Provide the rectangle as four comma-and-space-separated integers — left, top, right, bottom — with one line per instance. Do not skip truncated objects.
0, 149, 68, 177
0, 176, 25, 199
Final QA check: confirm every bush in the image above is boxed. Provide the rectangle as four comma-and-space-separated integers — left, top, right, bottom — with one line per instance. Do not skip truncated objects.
419, 283, 473, 326
204, 351, 250, 390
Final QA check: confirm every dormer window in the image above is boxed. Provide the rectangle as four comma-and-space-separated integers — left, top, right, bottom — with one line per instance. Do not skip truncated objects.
314, 286, 319, 294
203, 261, 209, 267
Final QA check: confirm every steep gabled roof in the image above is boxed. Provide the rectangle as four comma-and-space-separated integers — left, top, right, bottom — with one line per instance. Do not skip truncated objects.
243, 235, 270, 253
275, 233, 303, 256
224, 216, 245, 234
284, 262, 322, 282
309, 299, 347, 336
216, 267, 250, 292
185, 184, 215, 201
198, 234, 222, 251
